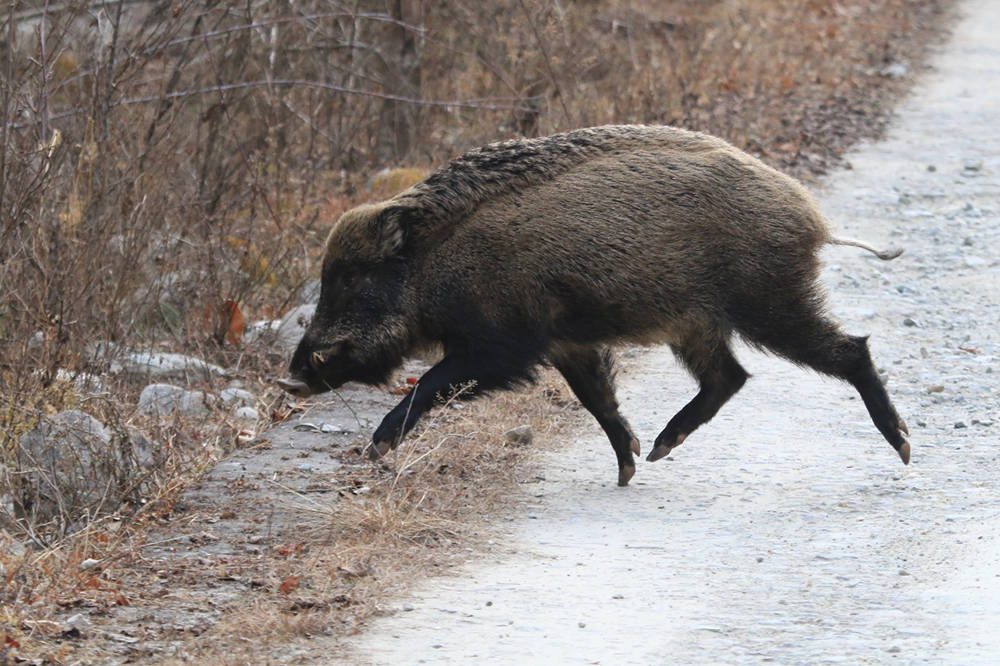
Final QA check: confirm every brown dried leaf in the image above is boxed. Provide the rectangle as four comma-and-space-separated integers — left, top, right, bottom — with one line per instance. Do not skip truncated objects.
279, 575, 300, 595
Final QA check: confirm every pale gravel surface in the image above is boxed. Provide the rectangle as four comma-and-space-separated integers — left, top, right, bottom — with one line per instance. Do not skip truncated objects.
344, 1, 1000, 663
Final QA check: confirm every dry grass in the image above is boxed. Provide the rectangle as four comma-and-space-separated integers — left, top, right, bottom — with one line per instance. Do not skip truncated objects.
20, 371, 576, 664
1, 0, 956, 662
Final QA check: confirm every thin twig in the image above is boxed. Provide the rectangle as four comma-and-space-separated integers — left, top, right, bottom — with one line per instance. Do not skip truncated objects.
97, 0, 124, 144
7, 79, 533, 130
12, 0, 151, 23
516, 0, 571, 126
154, 11, 427, 52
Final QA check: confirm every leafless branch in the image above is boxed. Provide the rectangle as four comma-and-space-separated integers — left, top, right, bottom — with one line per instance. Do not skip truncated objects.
7, 78, 535, 130
12, 0, 154, 23
154, 11, 427, 51
517, 0, 572, 127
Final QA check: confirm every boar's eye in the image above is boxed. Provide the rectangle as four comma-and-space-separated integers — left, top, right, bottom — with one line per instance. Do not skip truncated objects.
336, 269, 375, 299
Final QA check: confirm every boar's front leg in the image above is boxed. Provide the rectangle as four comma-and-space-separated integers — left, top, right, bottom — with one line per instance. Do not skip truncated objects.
369, 348, 540, 458
550, 346, 640, 487
647, 334, 749, 463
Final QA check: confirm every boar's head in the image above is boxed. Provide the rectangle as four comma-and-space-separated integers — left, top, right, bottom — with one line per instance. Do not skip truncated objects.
278, 203, 415, 397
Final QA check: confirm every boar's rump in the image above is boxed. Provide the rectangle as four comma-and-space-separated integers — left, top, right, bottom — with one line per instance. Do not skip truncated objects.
278, 125, 909, 487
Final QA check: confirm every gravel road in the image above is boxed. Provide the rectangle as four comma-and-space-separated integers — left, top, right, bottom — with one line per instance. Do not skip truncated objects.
345, 1, 1000, 663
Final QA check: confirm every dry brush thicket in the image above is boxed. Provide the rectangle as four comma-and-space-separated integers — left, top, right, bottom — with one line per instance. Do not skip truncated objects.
1, 0, 950, 654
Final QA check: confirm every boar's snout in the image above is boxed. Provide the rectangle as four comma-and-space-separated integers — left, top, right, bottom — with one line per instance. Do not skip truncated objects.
277, 377, 313, 397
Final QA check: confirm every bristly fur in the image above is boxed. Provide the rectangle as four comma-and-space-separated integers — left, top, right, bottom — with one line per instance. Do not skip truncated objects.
391, 125, 757, 234
287, 124, 911, 483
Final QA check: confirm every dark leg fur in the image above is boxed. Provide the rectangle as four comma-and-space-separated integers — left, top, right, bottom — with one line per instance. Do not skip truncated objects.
370, 346, 540, 457
551, 347, 640, 486
744, 307, 910, 463
647, 336, 749, 462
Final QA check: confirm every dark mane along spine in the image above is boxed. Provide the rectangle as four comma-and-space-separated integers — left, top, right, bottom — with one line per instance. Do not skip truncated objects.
392, 125, 703, 229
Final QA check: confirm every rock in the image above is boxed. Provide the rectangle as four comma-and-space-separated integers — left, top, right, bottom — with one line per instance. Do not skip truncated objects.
244, 304, 316, 352
963, 158, 983, 172
55, 369, 104, 395
62, 613, 91, 637
880, 62, 908, 78
19, 410, 110, 467
102, 343, 227, 382
234, 406, 260, 421
242, 319, 281, 347
903, 317, 919, 327
292, 421, 353, 434
0, 529, 23, 579
220, 387, 254, 407
138, 383, 213, 417
0, 529, 26, 559
299, 279, 322, 305
275, 304, 316, 352
126, 427, 157, 469
954, 421, 967, 429
503, 425, 533, 445
16, 410, 153, 526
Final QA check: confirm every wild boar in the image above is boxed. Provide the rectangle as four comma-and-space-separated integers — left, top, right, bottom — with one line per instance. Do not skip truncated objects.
277, 125, 909, 486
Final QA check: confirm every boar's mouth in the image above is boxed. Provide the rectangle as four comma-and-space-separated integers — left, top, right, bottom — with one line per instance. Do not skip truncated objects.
276, 378, 314, 397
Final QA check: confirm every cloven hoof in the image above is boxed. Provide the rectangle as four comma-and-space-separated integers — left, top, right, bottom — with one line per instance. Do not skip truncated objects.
898, 439, 911, 465
618, 464, 636, 487
367, 439, 394, 460
646, 444, 672, 463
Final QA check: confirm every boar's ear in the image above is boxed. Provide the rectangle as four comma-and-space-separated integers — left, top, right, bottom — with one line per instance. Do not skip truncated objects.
370, 206, 411, 259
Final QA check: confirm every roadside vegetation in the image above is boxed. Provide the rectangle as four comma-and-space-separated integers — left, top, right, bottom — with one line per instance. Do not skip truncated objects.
1, 0, 952, 661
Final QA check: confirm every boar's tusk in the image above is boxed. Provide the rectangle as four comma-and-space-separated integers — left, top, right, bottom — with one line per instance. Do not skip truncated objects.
277, 378, 312, 396
311, 351, 327, 368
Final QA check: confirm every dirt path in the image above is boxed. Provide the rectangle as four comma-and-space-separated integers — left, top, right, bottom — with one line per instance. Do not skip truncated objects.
344, 1, 1000, 663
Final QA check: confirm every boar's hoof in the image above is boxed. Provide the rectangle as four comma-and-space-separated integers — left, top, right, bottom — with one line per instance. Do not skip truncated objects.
618, 464, 636, 487
646, 444, 673, 463
367, 440, 394, 460
897, 438, 911, 465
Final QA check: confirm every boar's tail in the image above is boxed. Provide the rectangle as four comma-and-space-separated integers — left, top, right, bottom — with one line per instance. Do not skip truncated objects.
827, 236, 904, 261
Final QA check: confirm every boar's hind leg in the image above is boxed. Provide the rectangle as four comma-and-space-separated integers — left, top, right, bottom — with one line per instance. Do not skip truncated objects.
551, 347, 640, 487
747, 311, 910, 464
647, 336, 749, 463
744, 299, 910, 464
369, 348, 541, 458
